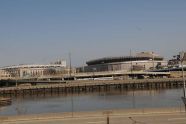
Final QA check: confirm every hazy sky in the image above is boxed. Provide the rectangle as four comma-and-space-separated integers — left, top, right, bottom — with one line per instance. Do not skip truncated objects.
0, 0, 186, 67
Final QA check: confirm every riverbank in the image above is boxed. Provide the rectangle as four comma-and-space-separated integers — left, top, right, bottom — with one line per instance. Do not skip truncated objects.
0, 107, 185, 123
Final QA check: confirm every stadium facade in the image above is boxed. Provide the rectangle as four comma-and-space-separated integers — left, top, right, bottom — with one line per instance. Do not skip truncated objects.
0, 60, 67, 78
76, 52, 168, 73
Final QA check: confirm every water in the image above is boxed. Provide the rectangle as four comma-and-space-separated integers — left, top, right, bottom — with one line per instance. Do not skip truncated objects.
0, 88, 184, 116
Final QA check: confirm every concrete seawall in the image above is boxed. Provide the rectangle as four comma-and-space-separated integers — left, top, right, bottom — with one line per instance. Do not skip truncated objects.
0, 78, 184, 96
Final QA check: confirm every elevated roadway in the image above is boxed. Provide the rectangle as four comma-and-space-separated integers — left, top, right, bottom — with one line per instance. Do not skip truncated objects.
15, 71, 171, 81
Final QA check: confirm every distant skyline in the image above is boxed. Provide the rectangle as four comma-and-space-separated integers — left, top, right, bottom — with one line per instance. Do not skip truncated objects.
0, 0, 186, 67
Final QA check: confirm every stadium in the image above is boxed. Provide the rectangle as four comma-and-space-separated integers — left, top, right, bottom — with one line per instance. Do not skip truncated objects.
77, 52, 167, 73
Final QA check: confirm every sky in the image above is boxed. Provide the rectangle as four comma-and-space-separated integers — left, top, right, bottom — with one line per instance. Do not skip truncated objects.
0, 0, 186, 67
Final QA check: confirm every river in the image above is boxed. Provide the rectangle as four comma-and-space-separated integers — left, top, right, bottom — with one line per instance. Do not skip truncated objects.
0, 88, 184, 116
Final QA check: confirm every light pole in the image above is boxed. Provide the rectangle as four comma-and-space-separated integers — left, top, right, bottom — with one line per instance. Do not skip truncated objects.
69, 52, 72, 78
71, 92, 74, 117
179, 52, 186, 111
130, 49, 133, 79
152, 52, 155, 70
92, 68, 96, 80
181, 61, 186, 97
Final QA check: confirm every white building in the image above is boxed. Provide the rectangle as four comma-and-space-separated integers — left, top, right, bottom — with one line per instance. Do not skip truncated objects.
2, 60, 67, 78
0, 69, 11, 79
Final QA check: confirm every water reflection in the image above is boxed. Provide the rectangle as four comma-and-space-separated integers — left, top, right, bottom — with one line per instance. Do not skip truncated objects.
0, 88, 183, 116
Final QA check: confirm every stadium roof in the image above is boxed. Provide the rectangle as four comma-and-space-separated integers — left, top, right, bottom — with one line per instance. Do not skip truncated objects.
86, 56, 164, 66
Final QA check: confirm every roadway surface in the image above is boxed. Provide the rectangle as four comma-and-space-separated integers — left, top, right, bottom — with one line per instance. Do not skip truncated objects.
1, 109, 186, 124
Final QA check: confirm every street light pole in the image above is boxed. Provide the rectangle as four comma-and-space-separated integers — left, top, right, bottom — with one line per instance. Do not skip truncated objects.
181, 64, 186, 112
180, 52, 186, 111
71, 93, 74, 117
130, 49, 133, 79
181, 61, 186, 97
152, 52, 155, 70
181, 60, 186, 111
